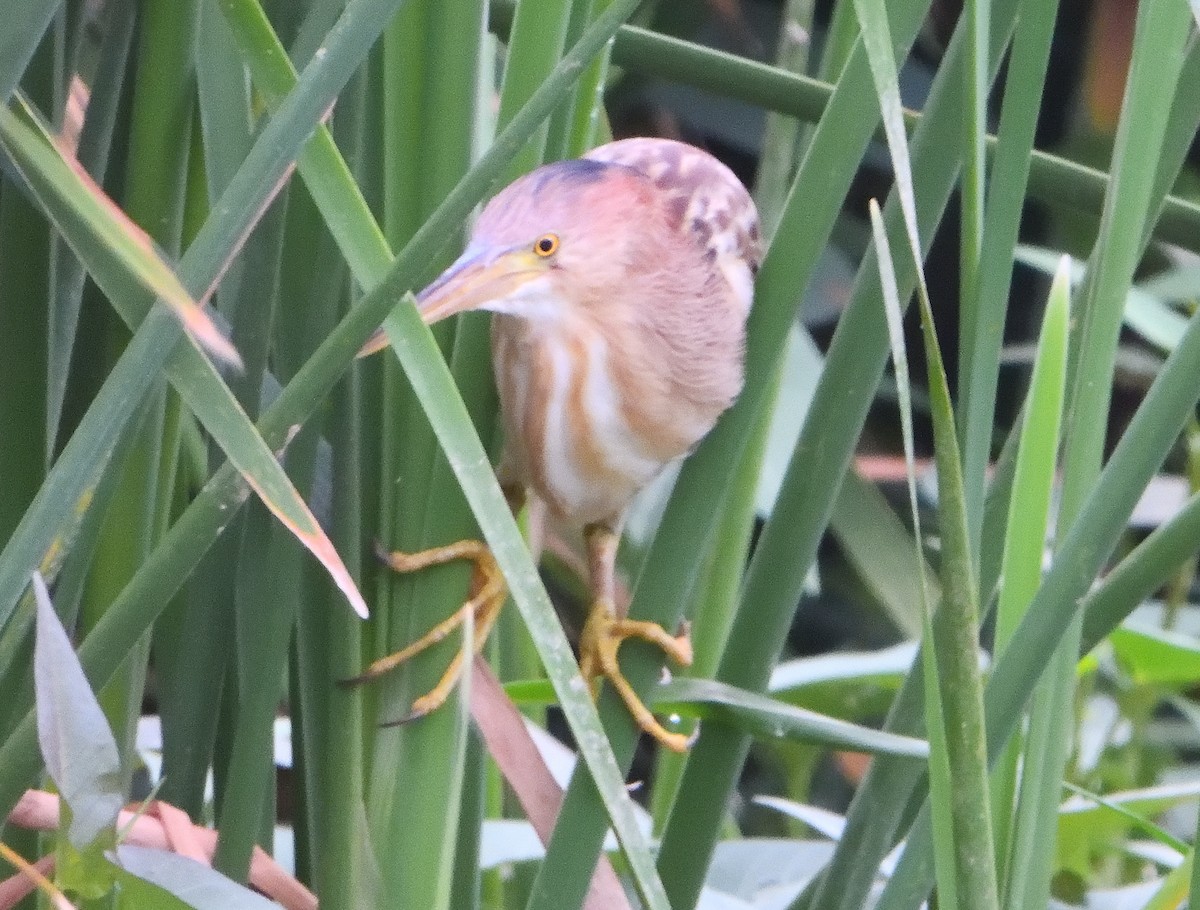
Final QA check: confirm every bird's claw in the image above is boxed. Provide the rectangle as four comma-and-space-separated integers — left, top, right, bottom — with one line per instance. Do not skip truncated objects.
379, 691, 443, 728
349, 538, 507, 730
580, 604, 696, 752
379, 709, 423, 729
372, 538, 392, 564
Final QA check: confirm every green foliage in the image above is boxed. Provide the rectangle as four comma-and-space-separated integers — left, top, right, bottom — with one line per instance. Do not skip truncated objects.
0, 1, 1199, 908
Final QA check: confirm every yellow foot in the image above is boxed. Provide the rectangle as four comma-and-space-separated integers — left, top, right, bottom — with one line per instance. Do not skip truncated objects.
340, 539, 506, 725
578, 603, 695, 753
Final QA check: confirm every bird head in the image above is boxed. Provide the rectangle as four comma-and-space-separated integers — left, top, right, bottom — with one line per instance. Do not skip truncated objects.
415, 158, 658, 326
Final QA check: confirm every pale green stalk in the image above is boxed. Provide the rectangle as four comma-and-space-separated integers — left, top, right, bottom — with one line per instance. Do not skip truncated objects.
993, 259, 1069, 904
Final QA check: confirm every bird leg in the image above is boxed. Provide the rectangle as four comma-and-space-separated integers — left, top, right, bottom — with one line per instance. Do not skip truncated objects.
343, 539, 507, 723
577, 524, 695, 753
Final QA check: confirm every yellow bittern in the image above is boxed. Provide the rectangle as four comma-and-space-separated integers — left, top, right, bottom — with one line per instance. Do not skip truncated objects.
354, 138, 761, 752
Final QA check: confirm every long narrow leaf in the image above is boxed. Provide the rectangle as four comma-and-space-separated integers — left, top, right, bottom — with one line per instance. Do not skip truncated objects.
0, 309, 179, 634
881, 305, 1200, 910
3, 96, 368, 622
869, 195, 957, 910
219, 0, 391, 287
0, 97, 240, 367
958, 0, 1059, 549
0, 0, 410, 635
853, 0, 1000, 905
32, 572, 122, 850
993, 255, 1070, 652
655, 677, 929, 758
997, 258, 1071, 909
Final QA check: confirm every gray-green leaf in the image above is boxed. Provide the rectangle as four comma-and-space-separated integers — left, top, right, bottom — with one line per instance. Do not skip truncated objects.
32, 571, 123, 848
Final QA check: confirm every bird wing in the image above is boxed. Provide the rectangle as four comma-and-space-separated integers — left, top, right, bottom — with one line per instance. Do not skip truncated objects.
585, 137, 761, 315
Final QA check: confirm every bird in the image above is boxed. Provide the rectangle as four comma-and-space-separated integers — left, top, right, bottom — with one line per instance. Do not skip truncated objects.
352, 137, 761, 752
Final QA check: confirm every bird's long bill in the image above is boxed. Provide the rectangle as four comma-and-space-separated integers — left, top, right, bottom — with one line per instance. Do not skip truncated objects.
357, 247, 543, 358
415, 247, 543, 324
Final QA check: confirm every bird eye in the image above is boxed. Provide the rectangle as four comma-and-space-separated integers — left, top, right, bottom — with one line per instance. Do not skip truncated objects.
534, 234, 559, 257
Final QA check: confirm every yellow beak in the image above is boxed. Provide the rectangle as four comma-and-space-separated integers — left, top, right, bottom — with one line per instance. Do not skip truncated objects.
415, 247, 545, 324
358, 246, 545, 358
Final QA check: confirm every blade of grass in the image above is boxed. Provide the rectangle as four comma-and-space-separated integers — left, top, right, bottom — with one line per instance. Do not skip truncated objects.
1003, 647, 1074, 910
956, 0, 987, 448
149, 0, 263, 820
218, 0, 390, 288
830, 470, 928, 639
282, 135, 365, 910
554, 0, 615, 160
4, 89, 368, 623
654, 676, 929, 758
0, 305, 178, 630
276, 62, 370, 904
855, 0, 999, 897
216, 456, 314, 876
495, 0, 572, 175
870, 194, 958, 910
958, 0, 1059, 556
209, 191, 296, 879
1058, 0, 1195, 534
0, 391, 153, 751
47, 0, 137, 452
879, 309, 1200, 910
197, 0, 256, 208
288, 0, 350, 66
0, 0, 411, 640
994, 258, 1069, 907
66, 0, 200, 802
0, 38, 54, 555
295, 368, 367, 910
352, 4, 429, 760
367, 2, 484, 907
0, 840, 73, 910
0, 96, 240, 368
542, 0, 585, 163
866, 7, 1200, 908
790, 376, 1021, 910
1136, 851, 1191, 910
754, 0, 816, 235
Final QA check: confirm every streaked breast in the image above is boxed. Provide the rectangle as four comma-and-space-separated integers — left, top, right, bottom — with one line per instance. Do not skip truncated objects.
492, 317, 667, 527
